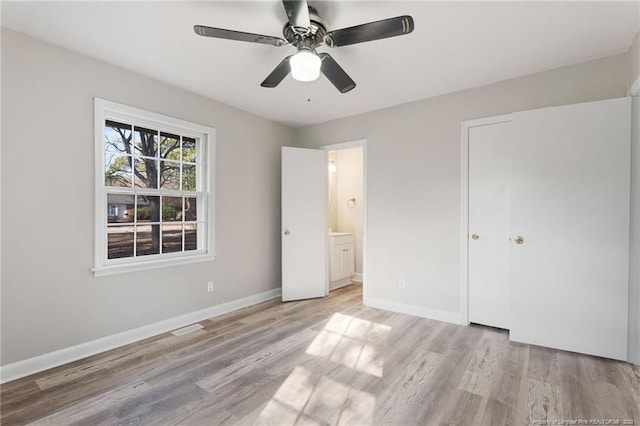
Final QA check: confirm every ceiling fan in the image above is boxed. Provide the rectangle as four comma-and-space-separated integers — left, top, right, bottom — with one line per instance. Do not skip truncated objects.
194, 0, 414, 93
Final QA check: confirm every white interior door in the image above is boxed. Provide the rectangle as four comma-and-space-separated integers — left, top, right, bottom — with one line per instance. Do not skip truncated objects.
282, 147, 328, 301
510, 97, 631, 360
468, 119, 512, 330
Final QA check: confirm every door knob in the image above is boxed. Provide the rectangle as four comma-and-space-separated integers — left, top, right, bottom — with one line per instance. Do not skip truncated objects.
471, 233, 479, 240
284, 229, 290, 236
514, 236, 524, 244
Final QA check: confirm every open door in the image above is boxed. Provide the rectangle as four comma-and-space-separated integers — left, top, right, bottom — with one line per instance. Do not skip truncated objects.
282, 147, 328, 301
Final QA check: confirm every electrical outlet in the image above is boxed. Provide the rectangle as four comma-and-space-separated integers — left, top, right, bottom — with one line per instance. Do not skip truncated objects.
207, 281, 214, 292
399, 279, 405, 289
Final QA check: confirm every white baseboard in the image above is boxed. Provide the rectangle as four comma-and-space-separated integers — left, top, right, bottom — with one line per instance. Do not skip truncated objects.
0, 287, 281, 384
352, 273, 363, 283
330, 278, 353, 290
364, 297, 463, 325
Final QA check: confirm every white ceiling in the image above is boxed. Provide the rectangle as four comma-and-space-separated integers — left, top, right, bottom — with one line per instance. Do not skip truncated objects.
2, 1, 639, 127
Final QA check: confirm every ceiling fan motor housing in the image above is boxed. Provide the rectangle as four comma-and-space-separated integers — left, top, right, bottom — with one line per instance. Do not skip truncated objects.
282, 6, 327, 50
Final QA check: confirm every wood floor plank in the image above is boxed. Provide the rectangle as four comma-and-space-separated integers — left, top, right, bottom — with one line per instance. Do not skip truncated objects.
34, 329, 209, 390
524, 378, 563, 425
208, 371, 289, 419
457, 331, 507, 397
479, 398, 516, 426
587, 355, 628, 386
143, 313, 327, 389
449, 324, 486, 353
591, 380, 640, 422
3, 318, 280, 421
438, 389, 485, 425
487, 341, 529, 408
425, 322, 461, 354
358, 314, 446, 396
558, 351, 604, 420
196, 329, 318, 393
374, 349, 444, 424
412, 349, 475, 425
174, 408, 239, 426
618, 362, 640, 409
2, 369, 151, 424
2, 283, 638, 426
114, 382, 211, 425
25, 380, 151, 425
527, 345, 561, 385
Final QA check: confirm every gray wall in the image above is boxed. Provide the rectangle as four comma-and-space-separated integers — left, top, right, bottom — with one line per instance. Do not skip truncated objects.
629, 29, 640, 364
629, 32, 640, 90
630, 96, 640, 364
295, 54, 630, 323
1, 29, 294, 365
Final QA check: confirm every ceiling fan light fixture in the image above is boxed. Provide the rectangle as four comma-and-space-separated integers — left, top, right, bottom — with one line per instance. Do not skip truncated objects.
290, 50, 321, 82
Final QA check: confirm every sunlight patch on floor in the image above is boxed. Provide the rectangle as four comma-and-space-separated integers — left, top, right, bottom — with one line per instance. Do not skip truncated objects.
255, 366, 376, 425
256, 313, 389, 425
305, 313, 390, 378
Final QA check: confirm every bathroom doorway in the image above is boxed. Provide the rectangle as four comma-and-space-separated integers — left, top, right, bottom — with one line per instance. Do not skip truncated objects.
322, 140, 366, 296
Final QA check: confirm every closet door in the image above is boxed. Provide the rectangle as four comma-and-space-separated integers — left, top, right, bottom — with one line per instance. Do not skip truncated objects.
468, 119, 512, 329
510, 97, 631, 360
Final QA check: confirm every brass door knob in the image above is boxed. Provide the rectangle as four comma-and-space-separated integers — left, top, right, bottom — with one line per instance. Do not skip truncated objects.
514, 236, 524, 244
471, 233, 479, 240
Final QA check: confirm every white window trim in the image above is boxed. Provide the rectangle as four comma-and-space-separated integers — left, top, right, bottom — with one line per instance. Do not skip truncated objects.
93, 98, 216, 277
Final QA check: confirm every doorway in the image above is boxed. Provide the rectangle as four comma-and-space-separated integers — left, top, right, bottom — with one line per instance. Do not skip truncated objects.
322, 140, 367, 298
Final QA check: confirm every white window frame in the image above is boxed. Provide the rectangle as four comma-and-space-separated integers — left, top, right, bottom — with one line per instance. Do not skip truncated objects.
93, 98, 215, 277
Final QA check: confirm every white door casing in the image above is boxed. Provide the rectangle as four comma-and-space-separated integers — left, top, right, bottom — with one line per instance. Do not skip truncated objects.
468, 120, 513, 330
281, 147, 328, 301
510, 97, 631, 360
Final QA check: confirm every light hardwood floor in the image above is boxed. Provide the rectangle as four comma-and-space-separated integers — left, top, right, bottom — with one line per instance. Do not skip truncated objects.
2, 283, 639, 425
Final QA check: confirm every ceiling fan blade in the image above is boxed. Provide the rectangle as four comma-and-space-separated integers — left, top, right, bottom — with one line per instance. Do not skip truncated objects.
282, 0, 311, 30
261, 56, 292, 88
325, 15, 414, 47
319, 53, 355, 93
194, 25, 286, 47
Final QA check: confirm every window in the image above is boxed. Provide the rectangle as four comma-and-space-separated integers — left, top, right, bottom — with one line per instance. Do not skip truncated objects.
94, 98, 215, 276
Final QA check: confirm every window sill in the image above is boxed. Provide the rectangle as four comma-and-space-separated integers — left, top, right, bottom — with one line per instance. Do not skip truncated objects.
93, 253, 216, 277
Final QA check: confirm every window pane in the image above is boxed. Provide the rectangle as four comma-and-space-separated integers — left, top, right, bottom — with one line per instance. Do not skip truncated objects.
134, 126, 158, 158
136, 224, 160, 256
160, 132, 181, 160
108, 225, 134, 259
134, 158, 158, 189
182, 164, 196, 191
105, 155, 132, 187
105, 120, 132, 156
107, 194, 134, 223
185, 197, 197, 221
159, 161, 180, 190
162, 223, 183, 254
162, 196, 183, 221
136, 195, 160, 222
182, 137, 196, 162
185, 222, 198, 251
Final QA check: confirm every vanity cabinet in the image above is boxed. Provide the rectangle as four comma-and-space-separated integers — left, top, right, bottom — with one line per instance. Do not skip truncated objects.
329, 234, 355, 282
